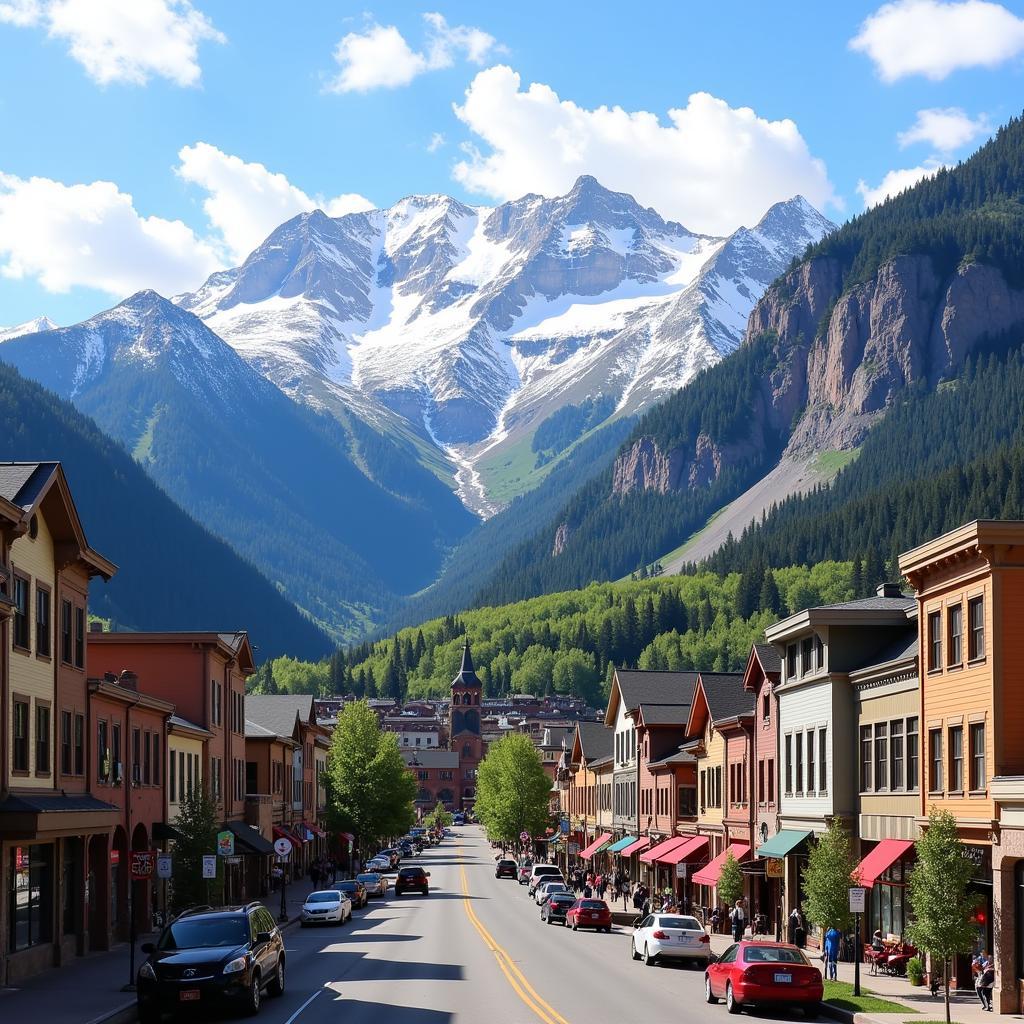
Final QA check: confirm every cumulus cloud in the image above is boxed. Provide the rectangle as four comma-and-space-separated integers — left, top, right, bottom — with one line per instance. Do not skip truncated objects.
326, 11, 500, 93
850, 0, 1024, 82
0, 172, 222, 295
897, 107, 991, 153
856, 162, 946, 207
0, 0, 224, 86
176, 143, 374, 263
451, 66, 836, 236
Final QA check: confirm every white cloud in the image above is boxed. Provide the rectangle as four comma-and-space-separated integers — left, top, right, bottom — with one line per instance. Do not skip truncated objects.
0, 0, 224, 86
176, 142, 374, 262
850, 0, 1024, 82
856, 162, 946, 207
427, 132, 446, 153
451, 66, 836, 237
0, 172, 222, 296
326, 11, 500, 93
897, 107, 990, 153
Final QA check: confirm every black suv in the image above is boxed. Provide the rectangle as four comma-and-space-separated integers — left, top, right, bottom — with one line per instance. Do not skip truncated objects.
136, 903, 285, 1022
394, 866, 430, 896
495, 859, 517, 879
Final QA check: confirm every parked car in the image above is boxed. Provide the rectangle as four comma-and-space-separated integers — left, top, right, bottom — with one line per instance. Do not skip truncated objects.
136, 903, 285, 1022
495, 859, 518, 879
540, 892, 577, 926
453, 813, 465, 825
356, 872, 387, 898
366, 857, 390, 873
517, 864, 533, 885
631, 914, 710, 966
526, 864, 563, 896
300, 889, 352, 926
398, 842, 415, 858
534, 880, 570, 906
378, 848, 400, 868
704, 941, 823, 1016
565, 898, 612, 933
395, 866, 430, 896
334, 879, 368, 909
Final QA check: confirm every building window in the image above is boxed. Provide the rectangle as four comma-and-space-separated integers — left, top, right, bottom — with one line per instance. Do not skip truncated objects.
112, 724, 121, 784
948, 604, 963, 667
929, 729, 943, 793
153, 735, 160, 785
784, 734, 792, 793
132, 728, 141, 785
874, 723, 888, 792
795, 731, 803, 793
97, 720, 108, 782
61, 599, 72, 663
8, 844, 54, 951
786, 644, 797, 679
185, 751, 192, 796
818, 728, 827, 792
890, 720, 904, 790
767, 758, 775, 803
63, 711, 75, 773
35, 703, 50, 774
807, 729, 816, 793
970, 722, 986, 792
949, 725, 964, 792
143, 732, 152, 785
928, 611, 942, 671
860, 725, 872, 791
714, 766, 721, 808
13, 574, 29, 649
761, 693, 770, 721
74, 606, 84, 668
758, 759, 765, 803
801, 637, 813, 675
814, 634, 824, 670
35, 587, 50, 657
13, 699, 30, 771
74, 713, 84, 775
169, 746, 177, 802
907, 717, 919, 790
968, 597, 985, 660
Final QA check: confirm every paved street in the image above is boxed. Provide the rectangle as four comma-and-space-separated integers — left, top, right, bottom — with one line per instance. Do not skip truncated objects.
261, 827, 717, 1024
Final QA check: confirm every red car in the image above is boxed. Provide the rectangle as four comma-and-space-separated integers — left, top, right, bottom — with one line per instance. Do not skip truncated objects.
565, 898, 612, 933
705, 941, 823, 1016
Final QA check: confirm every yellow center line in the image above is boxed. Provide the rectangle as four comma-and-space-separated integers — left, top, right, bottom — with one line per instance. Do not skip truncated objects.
456, 847, 571, 1024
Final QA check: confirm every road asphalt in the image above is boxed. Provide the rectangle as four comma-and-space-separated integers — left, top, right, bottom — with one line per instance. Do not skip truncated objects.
256, 826, 753, 1024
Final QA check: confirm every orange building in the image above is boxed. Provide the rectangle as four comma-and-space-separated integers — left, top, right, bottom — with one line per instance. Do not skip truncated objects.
900, 521, 1024, 1010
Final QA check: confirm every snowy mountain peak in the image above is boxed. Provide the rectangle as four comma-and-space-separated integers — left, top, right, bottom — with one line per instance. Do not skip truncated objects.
0, 315, 58, 342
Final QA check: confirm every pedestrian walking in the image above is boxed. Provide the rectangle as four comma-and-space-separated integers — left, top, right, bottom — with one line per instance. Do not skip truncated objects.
788, 908, 801, 945
823, 925, 841, 981
730, 898, 747, 942
974, 953, 994, 1011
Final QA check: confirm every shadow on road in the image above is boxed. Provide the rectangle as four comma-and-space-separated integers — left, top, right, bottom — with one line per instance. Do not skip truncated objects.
320, 995, 455, 1024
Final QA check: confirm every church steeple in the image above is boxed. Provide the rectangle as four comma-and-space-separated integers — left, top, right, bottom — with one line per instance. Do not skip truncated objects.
452, 641, 481, 689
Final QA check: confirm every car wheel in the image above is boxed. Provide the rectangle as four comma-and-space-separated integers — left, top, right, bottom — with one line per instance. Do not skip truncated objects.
726, 982, 741, 1015
705, 975, 718, 1004
267, 957, 285, 997
245, 972, 262, 1016
572, 921, 578, 931
643, 944, 657, 967
631, 941, 640, 961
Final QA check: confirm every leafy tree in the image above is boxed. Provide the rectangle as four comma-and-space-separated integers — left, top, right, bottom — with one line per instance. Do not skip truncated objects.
717, 851, 744, 909
171, 786, 221, 910
906, 809, 978, 1024
475, 734, 552, 846
423, 802, 453, 829
325, 701, 416, 864
801, 820, 856, 933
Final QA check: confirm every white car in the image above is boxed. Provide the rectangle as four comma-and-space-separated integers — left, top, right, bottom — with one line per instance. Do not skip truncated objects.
630, 913, 710, 966
534, 880, 570, 906
527, 864, 563, 896
301, 889, 353, 926
366, 857, 390, 873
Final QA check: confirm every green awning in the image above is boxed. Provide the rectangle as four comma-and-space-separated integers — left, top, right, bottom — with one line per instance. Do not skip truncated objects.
608, 835, 638, 853
756, 829, 812, 859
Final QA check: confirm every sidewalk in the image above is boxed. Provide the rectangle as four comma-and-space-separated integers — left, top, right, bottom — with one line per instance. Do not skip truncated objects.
0, 882, 319, 1024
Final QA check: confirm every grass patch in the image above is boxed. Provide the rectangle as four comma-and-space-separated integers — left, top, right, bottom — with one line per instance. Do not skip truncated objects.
811, 447, 861, 476
823, 980, 916, 1014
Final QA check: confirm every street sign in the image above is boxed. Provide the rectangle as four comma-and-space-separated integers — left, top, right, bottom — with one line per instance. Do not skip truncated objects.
766, 858, 784, 878
130, 850, 155, 880
223, 856, 242, 865
849, 886, 866, 914
519, 831, 530, 843
559, 819, 569, 834
675, 862, 689, 878
274, 837, 293, 859
567, 842, 580, 855
156, 854, 172, 879
216, 829, 235, 857
201, 855, 217, 879
110, 849, 120, 866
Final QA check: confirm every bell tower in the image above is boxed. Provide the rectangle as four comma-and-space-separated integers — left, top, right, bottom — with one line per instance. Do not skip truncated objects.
450, 641, 484, 811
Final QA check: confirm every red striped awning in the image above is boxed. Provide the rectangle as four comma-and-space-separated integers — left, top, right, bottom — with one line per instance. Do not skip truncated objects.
662, 835, 709, 866
303, 822, 327, 839
579, 832, 614, 860
640, 835, 687, 864
620, 837, 651, 858
692, 842, 750, 887
855, 839, 914, 887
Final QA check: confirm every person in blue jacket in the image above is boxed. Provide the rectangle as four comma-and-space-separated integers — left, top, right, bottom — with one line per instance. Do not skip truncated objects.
823, 925, 842, 980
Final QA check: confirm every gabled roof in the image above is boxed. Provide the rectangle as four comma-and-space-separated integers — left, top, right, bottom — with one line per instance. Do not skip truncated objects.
635, 703, 694, 727
685, 672, 751, 735
245, 694, 315, 739
604, 668, 699, 726
570, 720, 613, 765
742, 643, 781, 694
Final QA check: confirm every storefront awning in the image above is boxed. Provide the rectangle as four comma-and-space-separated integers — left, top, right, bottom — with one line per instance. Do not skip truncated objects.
226, 821, 275, 855
304, 822, 327, 839
662, 835, 709, 866
640, 835, 686, 864
608, 835, 638, 853
579, 832, 614, 860
855, 838, 915, 887
692, 842, 750, 887
620, 837, 650, 858
756, 829, 812, 859
153, 821, 185, 843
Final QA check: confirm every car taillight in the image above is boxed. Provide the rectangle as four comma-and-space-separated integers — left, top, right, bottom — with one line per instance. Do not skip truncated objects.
652, 930, 668, 940
699, 934, 710, 943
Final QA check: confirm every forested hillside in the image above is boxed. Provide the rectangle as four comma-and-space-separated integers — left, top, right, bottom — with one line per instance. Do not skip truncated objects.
250, 561, 858, 703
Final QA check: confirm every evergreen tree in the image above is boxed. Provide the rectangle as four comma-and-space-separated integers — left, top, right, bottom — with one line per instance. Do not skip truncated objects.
758, 569, 782, 616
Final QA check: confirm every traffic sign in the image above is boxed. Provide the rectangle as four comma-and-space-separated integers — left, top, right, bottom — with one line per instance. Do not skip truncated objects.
156, 853, 172, 879
216, 829, 235, 857
519, 831, 530, 843
849, 886, 866, 914
201, 855, 217, 879
130, 850, 155, 880
274, 837, 293, 859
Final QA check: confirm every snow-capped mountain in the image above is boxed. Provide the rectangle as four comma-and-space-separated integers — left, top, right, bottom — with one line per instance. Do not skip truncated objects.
177, 177, 833, 513
0, 316, 58, 342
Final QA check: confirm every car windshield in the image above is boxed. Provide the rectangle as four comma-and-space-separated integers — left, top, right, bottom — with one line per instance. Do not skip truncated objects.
658, 916, 703, 930
159, 917, 248, 950
399, 869, 424, 877
337, 881, 357, 891
357, 875, 379, 883
500, 861, 515, 867
306, 891, 341, 904
744, 947, 810, 964
579, 900, 606, 910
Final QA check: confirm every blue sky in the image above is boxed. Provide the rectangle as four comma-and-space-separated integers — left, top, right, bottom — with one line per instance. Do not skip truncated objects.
1, 0, 1022, 326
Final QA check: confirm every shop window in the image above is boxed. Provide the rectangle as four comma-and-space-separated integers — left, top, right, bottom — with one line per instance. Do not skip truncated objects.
8, 844, 54, 951
968, 597, 985, 660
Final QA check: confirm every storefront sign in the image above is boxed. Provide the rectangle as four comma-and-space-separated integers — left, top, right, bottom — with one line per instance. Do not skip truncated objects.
130, 850, 156, 880
766, 858, 784, 878
223, 856, 242, 865
156, 854, 173, 879
110, 849, 120, 866
216, 829, 235, 857
675, 862, 689, 878
201, 855, 217, 879
274, 837, 293, 859
849, 886, 866, 914
567, 842, 580, 855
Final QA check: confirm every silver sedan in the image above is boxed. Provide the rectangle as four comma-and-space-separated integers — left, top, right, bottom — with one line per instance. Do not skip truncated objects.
357, 872, 388, 897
